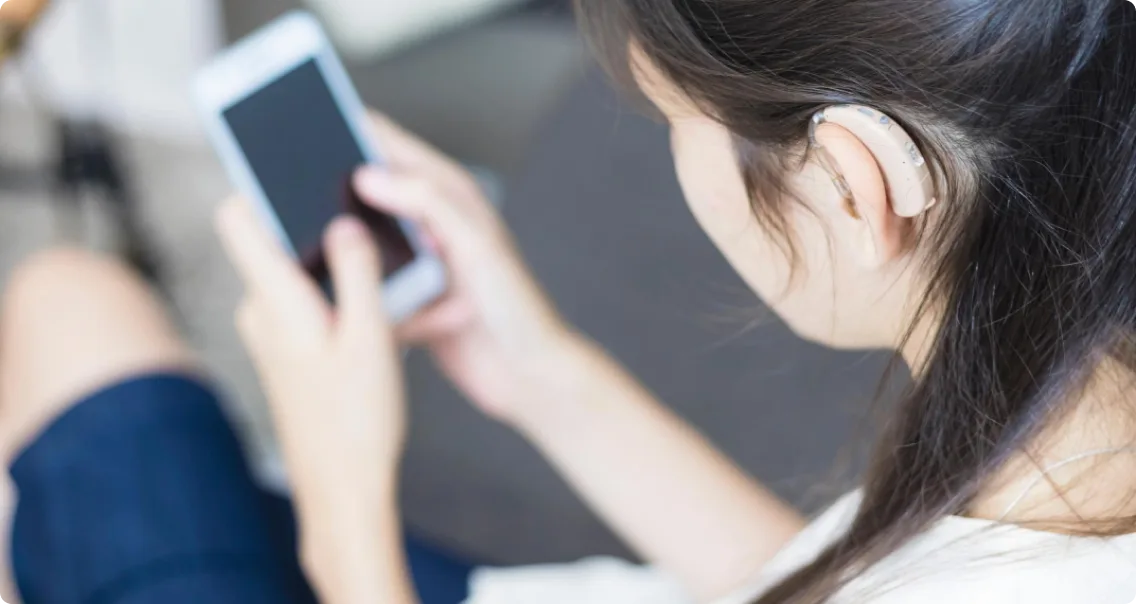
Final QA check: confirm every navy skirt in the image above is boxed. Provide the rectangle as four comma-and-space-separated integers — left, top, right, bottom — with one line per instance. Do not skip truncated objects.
9, 374, 473, 604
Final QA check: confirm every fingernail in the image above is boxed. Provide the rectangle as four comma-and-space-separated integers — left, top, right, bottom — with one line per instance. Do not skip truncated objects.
354, 166, 388, 195
330, 216, 368, 245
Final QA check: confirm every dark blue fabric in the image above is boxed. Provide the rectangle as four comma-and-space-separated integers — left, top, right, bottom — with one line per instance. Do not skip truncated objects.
9, 374, 473, 604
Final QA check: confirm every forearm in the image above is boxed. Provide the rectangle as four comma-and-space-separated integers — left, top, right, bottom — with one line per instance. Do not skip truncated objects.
513, 335, 805, 602
298, 483, 418, 604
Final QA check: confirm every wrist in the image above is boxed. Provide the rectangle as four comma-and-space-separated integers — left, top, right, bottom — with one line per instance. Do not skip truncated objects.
302, 490, 408, 604
298, 482, 400, 583
505, 331, 611, 434
293, 464, 400, 535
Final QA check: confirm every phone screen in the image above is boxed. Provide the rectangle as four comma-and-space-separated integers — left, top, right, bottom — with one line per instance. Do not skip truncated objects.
222, 59, 416, 282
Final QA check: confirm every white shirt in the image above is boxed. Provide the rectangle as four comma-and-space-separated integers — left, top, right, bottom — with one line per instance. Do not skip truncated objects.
465, 492, 1136, 604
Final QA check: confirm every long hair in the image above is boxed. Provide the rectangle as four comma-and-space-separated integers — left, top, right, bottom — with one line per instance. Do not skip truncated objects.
575, 0, 1136, 601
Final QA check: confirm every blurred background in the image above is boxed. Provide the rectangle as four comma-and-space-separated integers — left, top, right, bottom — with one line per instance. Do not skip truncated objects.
0, 0, 892, 565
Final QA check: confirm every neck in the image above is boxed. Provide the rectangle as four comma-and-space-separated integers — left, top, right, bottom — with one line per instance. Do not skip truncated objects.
971, 358, 1136, 530
985, 374, 1136, 528
900, 321, 1136, 531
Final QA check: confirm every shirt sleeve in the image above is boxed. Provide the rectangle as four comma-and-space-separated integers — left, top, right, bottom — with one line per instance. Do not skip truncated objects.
464, 557, 693, 604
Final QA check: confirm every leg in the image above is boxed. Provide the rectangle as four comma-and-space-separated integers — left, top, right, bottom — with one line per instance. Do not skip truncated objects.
0, 248, 314, 604
0, 248, 192, 604
0, 247, 193, 462
0, 249, 475, 603
405, 536, 476, 604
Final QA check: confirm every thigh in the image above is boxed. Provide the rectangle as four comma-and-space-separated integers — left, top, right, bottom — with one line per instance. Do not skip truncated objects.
405, 536, 476, 604
9, 374, 319, 604
11, 376, 475, 604
0, 248, 475, 604
0, 248, 195, 464
0, 249, 312, 603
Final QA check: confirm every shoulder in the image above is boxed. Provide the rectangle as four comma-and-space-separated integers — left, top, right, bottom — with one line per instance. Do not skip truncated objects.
723, 491, 1136, 604
716, 491, 862, 603
859, 511, 1136, 602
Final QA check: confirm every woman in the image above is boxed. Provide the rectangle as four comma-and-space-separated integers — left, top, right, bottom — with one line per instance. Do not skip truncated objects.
3, 0, 1135, 602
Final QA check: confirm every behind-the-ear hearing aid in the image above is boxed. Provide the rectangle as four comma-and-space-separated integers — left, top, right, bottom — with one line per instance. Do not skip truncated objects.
807, 105, 937, 218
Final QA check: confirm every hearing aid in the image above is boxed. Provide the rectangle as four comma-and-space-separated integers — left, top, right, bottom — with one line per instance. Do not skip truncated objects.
807, 105, 937, 218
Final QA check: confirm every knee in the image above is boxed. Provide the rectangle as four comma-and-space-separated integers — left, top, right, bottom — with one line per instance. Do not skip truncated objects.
3, 247, 135, 324
2, 245, 188, 360
0, 247, 192, 422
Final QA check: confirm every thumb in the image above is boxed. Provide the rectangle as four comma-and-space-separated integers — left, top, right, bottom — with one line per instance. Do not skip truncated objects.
325, 216, 385, 333
353, 167, 475, 253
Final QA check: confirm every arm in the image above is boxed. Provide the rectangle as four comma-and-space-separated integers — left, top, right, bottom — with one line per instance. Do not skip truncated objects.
215, 201, 418, 604
512, 335, 805, 602
353, 112, 805, 602
300, 485, 417, 604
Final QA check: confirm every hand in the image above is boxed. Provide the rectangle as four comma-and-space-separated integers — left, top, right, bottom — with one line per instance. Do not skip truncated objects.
356, 112, 579, 423
215, 199, 405, 525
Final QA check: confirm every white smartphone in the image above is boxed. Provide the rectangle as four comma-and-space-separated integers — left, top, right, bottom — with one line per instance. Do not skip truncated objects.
194, 11, 446, 321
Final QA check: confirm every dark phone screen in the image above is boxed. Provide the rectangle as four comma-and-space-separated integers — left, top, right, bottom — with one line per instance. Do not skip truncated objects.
223, 59, 415, 282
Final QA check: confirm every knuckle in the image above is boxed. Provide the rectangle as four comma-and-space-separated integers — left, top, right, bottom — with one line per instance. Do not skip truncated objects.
404, 178, 437, 201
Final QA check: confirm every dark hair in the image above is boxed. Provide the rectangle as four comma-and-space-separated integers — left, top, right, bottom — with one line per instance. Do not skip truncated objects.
575, 0, 1136, 602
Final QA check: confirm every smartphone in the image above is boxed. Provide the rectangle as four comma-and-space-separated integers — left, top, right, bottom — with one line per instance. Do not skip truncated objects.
193, 11, 446, 321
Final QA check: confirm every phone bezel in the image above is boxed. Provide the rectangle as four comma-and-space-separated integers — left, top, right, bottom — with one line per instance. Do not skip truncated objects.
193, 10, 445, 322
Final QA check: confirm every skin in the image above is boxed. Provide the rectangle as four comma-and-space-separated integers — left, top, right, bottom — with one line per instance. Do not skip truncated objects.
0, 0, 51, 26
0, 249, 199, 604
633, 56, 1136, 527
217, 112, 809, 602
634, 58, 1136, 526
1, 50, 1134, 604
645, 75, 923, 351
250, 61, 1136, 601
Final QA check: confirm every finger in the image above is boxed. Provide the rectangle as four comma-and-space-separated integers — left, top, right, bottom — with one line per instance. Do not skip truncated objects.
366, 111, 458, 173
394, 297, 475, 344
325, 215, 385, 333
234, 298, 279, 372
233, 297, 290, 387
353, 168, 477, 252
215, 198, 316, 302
418, 228, 441, 255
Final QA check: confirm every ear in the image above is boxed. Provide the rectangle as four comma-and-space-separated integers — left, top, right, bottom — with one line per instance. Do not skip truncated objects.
811, 106, 936, 267
813, 122, 904, 266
